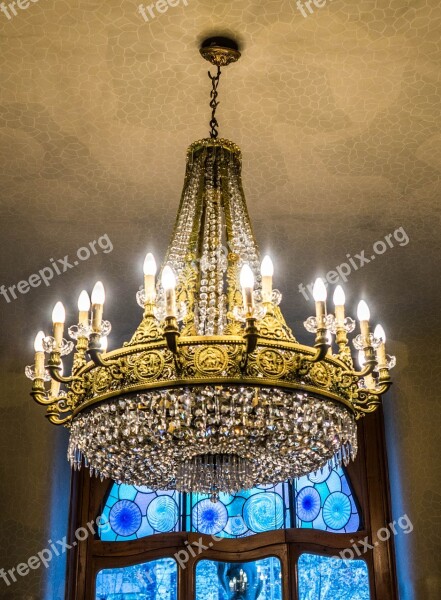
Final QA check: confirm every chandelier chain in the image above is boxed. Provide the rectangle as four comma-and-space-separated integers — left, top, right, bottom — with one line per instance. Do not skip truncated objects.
208, 66, 221, 139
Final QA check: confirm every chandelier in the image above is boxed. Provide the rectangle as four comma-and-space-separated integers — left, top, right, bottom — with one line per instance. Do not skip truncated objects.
27, 38, 395, 502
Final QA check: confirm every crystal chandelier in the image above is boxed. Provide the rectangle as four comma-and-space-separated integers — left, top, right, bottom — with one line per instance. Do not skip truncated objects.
27, 38, 395, 501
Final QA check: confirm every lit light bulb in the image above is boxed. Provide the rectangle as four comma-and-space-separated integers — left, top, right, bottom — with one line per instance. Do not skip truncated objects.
52, 302, 65, 348
240, 264, 254, 290
312, 278, 327, 302
34, 331, 45, 352
91, 281, 105, 305
101, 337, 108, 352
260, 255, 274, 277
143, 253, 157, 276
143, 253, 157, 303
358, 350, 366, 368
374, 324, 386, 343
333, 285, 346, 327
357, 300, 370, 321
313, 278, 327, 321
77, 290, 91, 312
161, 265, 176, 290
77, 290, 91, 328
52, 301, 65, 324
333, 285, 345, 306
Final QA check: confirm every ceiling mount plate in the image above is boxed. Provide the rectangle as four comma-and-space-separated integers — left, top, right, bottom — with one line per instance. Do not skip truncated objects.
200, 37, 241, 67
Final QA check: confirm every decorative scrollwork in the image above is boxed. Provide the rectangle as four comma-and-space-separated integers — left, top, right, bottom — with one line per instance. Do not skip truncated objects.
127, 316, 163, 346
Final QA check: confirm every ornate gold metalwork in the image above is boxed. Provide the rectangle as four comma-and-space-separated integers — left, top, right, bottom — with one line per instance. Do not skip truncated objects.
32, 328, 391, 426
200, 37, 241, 67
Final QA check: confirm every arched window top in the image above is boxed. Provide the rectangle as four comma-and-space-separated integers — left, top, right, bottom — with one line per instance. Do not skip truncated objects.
295, 463, 361, 533
99, 465, 361, 542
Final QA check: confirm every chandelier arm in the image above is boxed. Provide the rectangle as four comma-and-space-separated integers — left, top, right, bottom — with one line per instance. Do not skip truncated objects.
87, 349, 119, 368
47, 413, 72, 426
47, 362, 81, 384
369, 382, 392, 395
31, 389, 56, 406
88, 333, 119, 367
305, 344, 330, 363
350, 360, 377, 378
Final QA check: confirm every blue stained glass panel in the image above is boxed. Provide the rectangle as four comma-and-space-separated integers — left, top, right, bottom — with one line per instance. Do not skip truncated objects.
295, 465, 361, 533
188, 482, 291, 538
196, 557, 282, 600
297, 553, 370, 599
95, 557, 177, 599
99, 484, 181, 541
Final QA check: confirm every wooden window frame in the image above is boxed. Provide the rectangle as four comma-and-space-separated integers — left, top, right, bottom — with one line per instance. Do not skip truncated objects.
65, 409, 397, 599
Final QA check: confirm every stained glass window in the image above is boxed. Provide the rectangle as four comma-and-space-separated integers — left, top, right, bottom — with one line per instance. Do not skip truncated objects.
294, 464, 361, 533
187, 482, 291, 538
99, 466, 361, 540
95, 557, 177, 599
196, 557, 282, 600
99, 484, 182, 541
297, 553, 370, 599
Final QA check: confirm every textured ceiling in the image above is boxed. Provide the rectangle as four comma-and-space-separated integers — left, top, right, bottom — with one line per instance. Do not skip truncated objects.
0, 1, 440, 596
1, 0, 440, 361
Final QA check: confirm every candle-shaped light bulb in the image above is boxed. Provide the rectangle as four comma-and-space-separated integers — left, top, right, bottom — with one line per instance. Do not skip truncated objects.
162, 265, 176, 317
34, 330, 45, 352
313, 278, 327, 302
240, 264, 255, 314
34, 331, 45, 379
333, 285, 345, 306
333, 285, 346, 326
313, 277, 327, 321
357, 300, 371, 342
261, 255, 274, 302
91, 281, 105, 333
374, 324, 386, 343
143, 253, 157, 302
52, 301, 65, 349
52, 301, 66, 324
143, 252, 157, 276
91, 281, 105, 305
77, 290, 91, 328
374, 324, 387, 366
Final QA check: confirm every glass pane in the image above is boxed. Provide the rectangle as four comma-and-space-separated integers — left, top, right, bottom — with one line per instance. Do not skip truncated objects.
95, 557, 177, 599
188, 482, 291, 538
196, 557, 282, 599
99, 483, 182, 541
298, 553, 370, 600
294, 465, 361, 533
